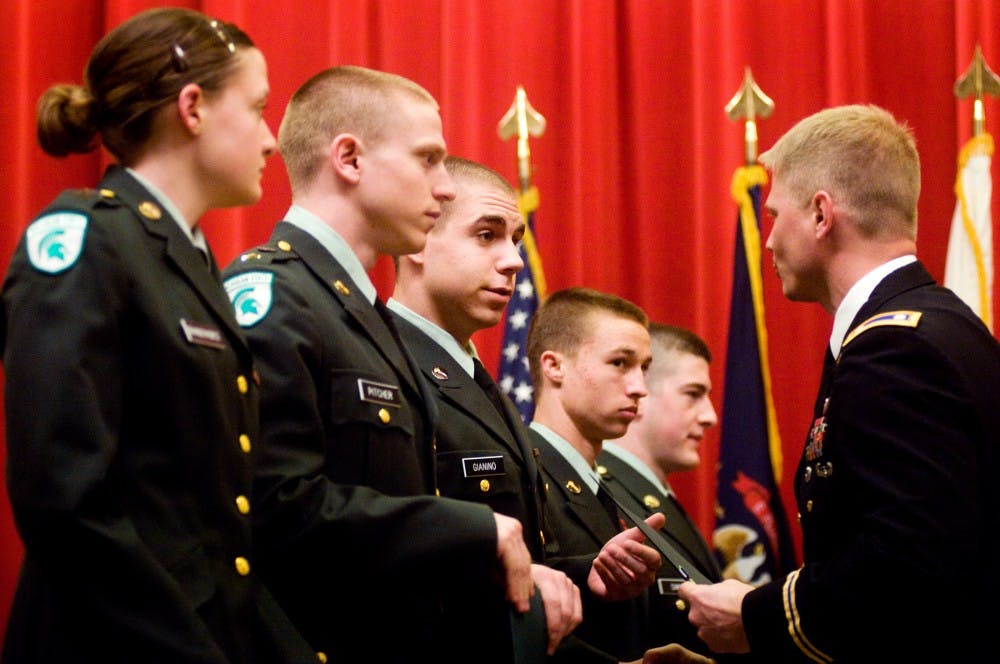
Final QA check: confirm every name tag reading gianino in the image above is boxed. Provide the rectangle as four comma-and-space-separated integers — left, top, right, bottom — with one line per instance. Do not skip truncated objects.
462, 455, 505, 478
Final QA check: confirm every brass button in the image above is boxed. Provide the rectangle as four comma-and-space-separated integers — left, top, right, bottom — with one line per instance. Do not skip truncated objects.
333, 280, 350, 295
479, 479, 491, 493
234, 556, 251, 576
378, 408, 391, 423
565, 480, 581, 494
435, 488, 441, 496
596, 464, 608, 476
643, 494, 661, 509
99, 188, 115, 198
239, 434, 251, 454
797, 511, 802, 522
236, 375, 249, 394
235, 495, 250, 514
806, 500, 814, 512
675, 598, 687, 611
277, 240, 292, 251
316, 653, 328, 663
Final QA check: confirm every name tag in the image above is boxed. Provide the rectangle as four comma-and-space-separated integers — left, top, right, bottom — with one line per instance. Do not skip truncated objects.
357, 379, 401, 407
657, 577, 685, 596
462, 455, 505, 478
179, 318, 225, 349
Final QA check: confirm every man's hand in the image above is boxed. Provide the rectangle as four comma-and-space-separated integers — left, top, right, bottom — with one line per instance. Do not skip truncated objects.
635, 643, 716, 664
588, 512, 665, 601
530, 563, 582, 654
494, 513, 534, 612
677, 579, 753, 653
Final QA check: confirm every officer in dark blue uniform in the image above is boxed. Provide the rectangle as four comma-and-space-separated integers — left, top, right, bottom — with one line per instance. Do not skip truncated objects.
680, 104, 1000, 663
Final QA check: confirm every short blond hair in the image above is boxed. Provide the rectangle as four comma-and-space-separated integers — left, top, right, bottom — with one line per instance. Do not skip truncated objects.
278, 65, 437, 191
759, 104, 920, 240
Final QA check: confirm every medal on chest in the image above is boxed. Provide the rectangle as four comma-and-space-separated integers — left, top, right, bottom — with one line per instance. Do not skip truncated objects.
805, 398, 829, 461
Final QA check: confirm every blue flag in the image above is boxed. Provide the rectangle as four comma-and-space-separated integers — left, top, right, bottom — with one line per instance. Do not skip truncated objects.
713, 166, 798, 585
498, 186, 545, 423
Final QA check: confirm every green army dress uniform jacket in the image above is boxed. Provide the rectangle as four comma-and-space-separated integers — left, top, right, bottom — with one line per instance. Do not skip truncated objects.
2, 167, 314, 664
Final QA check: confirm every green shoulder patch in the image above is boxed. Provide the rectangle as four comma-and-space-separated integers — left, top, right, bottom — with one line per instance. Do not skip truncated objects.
26, 211, 89, 274
842, 310, 922, 348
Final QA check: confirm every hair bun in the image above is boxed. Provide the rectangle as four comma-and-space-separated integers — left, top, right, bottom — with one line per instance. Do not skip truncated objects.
36, 84, 99, 156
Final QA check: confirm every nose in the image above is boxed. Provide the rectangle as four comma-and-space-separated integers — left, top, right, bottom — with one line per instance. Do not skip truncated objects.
262, 121, 277, 158
497, 239, 525, 275
699, 399, 718, 428
433, 165, 456, 202
627, 368, 648, 400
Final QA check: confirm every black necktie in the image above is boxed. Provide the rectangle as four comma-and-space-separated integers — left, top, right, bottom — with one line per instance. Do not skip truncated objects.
595, 483, 626, 532
597, 477, 711, 584
473, 357, 508, 418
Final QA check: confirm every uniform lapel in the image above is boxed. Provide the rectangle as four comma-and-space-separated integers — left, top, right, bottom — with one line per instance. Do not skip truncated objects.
269, 223, 421, 393
103, 167, 248, 352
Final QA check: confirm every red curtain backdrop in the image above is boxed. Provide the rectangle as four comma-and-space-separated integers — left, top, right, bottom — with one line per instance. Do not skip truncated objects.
2, 0, 997, 635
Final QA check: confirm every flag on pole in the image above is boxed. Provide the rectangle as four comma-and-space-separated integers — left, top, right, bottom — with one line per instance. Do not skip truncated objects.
498, 186, 546, 423
944, 133, 994, 332
713, 165, 798, 586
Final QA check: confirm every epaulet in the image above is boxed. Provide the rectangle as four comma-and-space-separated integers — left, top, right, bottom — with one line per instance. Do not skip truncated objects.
235, 239, 298, 265
842, 310, 922, 349
59, 187, 120, 208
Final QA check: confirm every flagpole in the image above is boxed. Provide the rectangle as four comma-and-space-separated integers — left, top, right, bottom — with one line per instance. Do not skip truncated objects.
954, 44, 1000, 138
948, 45, 999, 330
497, 86, 547, 300
724, 68, 782, 480
715, 68, 797, 580
496, 87, 548, 421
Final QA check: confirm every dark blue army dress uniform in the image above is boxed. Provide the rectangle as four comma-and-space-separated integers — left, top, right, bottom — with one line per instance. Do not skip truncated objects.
1, 166, 314, 663
741, 261, 1000, 663
223, 218, 506, 663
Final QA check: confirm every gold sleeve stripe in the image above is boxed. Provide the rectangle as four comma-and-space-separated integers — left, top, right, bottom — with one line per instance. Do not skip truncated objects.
842, 311, 922, 348
782, 569, 834, 663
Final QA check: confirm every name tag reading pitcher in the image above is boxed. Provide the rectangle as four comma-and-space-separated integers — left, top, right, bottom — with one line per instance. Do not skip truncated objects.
357, 379, 402, 407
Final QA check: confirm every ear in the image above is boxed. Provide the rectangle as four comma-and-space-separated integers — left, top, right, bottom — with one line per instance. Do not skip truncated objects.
811, 191, 835, 239
330, 133, 362, 184
539, 350, 564, 387
177, 83, 205, 136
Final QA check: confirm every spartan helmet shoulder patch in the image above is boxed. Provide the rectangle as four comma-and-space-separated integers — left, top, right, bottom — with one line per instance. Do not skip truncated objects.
224, 271, 275, 327
26, 212, 89, 274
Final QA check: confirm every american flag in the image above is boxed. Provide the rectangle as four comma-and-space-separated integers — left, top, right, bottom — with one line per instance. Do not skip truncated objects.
498, 186, 546, 423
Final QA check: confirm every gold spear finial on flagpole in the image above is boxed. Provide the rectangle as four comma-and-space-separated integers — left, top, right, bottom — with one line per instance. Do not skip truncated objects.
498, 85, 546, 191
725, 67, 775, 165
955, 44, 1000, 137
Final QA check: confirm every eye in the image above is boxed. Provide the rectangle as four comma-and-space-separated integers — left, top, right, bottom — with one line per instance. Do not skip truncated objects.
477, 229, 495, 242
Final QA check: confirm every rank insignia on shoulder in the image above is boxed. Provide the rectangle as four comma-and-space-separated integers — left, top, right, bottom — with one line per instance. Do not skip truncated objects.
26, 212, 88, 274
138, 200, 162, 220
842, 310, 922, 348
224, 271, 274, 327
